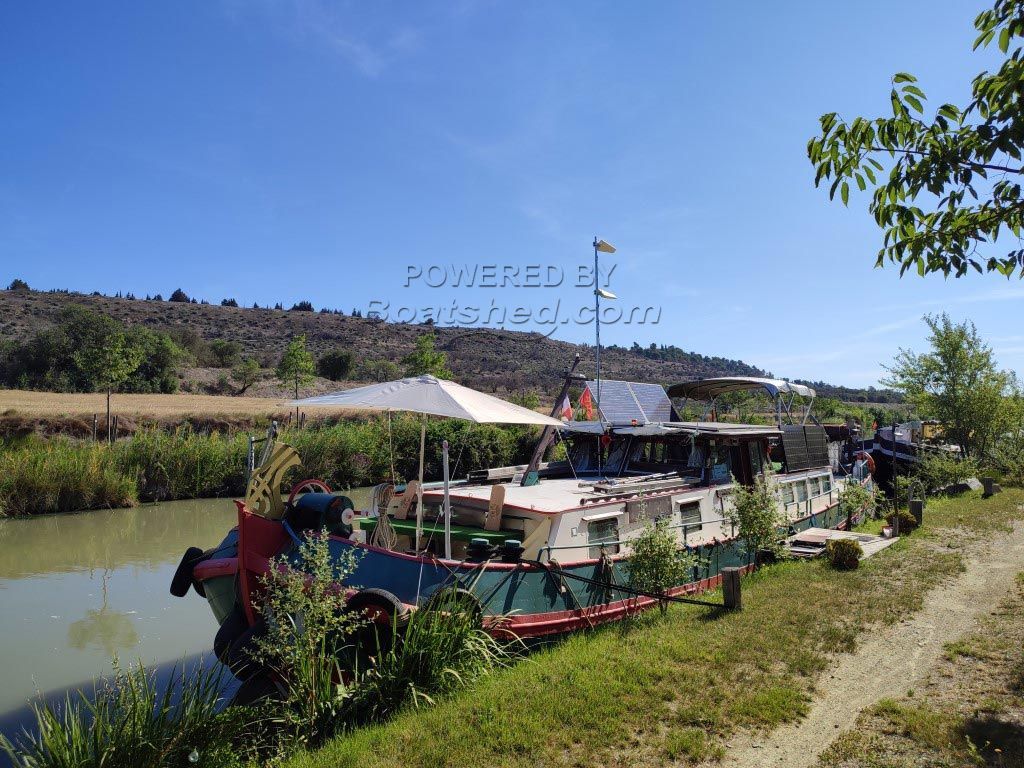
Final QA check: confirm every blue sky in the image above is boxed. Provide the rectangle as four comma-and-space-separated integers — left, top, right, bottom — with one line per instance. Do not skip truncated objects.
2, 1, 1021, 388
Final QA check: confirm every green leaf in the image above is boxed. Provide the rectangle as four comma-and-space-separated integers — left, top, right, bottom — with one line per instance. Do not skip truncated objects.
999, 26, 1011, 53
856, 173, 866, 191
841, 181, 850, 205
904, 95, 924, 113
864, 165, 877, 184
893, 72, 917, 84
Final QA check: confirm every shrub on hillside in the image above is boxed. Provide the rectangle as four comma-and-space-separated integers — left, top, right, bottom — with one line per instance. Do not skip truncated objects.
826, 538, 862, 570
318, 350, 354, 381
169, 288, 190, 302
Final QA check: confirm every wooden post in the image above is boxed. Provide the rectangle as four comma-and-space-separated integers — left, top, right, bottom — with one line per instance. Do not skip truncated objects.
722, 567, 742, 610
520, 354, 582, 486
92, 414, 98, 442
112, 415, 118, 443
982, 477, 996, 497
909, 498, 924, 527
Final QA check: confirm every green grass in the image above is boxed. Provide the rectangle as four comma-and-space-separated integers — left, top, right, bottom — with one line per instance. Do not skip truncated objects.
282, 489, 1024, 768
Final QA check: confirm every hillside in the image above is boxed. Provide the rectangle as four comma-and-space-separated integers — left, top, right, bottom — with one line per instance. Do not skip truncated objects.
0, 287, 893, 401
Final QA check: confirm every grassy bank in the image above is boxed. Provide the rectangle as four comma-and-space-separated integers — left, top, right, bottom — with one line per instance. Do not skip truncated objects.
0, 417, 537, 516
284, 489, 1024, 768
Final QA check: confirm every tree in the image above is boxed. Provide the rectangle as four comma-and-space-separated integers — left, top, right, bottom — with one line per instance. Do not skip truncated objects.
317, 350, 354, 381
169, 288, 190, 302
289, 300, 314, 312
6, 278, 29, 291
358, 359, 401, 382
209, 339, 242, 368
726, 472, 786, 563
808, 0, 1024, 278
74, 332, 144, 442
231, 357, 261, 395
220, 298, 239, 307
882, 313, 1012, 457
401, 333, 452, 378
277, 335, 316, 420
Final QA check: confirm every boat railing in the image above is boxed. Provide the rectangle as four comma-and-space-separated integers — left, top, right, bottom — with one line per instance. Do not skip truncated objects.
538, 515, 736, 561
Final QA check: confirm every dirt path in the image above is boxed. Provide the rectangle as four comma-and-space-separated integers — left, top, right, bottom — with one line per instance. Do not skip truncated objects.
722, 522, 1024, 768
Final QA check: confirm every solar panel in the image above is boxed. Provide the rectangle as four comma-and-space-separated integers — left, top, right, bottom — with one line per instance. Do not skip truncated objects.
631, 382, 675, 422
584, 380, 673, 425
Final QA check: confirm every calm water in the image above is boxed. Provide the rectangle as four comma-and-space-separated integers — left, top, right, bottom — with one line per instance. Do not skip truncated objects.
0, 491, 372, 733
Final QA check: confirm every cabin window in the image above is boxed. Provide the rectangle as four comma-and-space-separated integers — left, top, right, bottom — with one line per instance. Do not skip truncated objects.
747, 441, 764, 476
587, 518, 620, 558
795, 482, 808, 502
708, 444, 732, 484
782, 483, 795, 505
822, 475, 832, 493
679, 501, 702, 537
809, 477, 822, 496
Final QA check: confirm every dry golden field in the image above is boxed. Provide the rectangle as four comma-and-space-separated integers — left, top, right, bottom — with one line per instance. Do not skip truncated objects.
0, 389, 310, 418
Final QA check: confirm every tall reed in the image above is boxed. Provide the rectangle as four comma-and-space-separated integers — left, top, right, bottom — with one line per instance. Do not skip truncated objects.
0, 416, 538, 516
0, 662, 257, 768
0, 439, 136, 516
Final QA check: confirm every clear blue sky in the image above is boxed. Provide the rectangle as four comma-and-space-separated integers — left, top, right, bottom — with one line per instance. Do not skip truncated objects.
2, 1, 1021, 388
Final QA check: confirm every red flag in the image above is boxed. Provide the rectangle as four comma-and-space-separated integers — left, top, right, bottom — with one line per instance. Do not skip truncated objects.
560, 395, 573, 421
580, 387, 595, 420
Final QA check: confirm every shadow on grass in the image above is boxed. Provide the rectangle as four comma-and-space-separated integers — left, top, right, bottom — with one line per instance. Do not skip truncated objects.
963, 715, 1024, 766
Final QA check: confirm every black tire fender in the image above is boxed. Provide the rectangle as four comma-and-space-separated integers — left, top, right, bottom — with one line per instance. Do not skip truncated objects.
224, 619, 268, 681
346, 588, 409, 654
170, 547, 204, 597
213, 606, 250, 663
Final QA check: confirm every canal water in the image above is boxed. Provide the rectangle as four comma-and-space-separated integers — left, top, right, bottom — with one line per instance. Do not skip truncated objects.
0, 491, 372, 738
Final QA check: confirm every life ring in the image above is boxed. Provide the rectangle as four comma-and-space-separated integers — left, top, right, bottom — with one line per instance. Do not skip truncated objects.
854, 451, 876, 474
287, 478, 333, 507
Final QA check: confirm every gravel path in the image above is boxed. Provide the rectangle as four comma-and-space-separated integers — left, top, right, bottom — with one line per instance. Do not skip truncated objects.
721, 522, 1024, 768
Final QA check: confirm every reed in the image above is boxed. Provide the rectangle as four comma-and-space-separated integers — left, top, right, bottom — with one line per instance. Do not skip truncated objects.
0, 417, 536, 516
0, 439, 137, 516
0, 662, 257, 768
349, 586, 521, 726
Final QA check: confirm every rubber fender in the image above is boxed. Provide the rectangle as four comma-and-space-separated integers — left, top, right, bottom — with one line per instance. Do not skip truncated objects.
346, 588, 410, 654
224, 619, 268, 681
170, 547, 204, 597
213, 606, 250, 664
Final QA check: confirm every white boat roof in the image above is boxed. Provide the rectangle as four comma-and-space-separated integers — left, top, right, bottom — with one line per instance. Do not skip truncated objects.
667, 377, 816, 400
422, 477, 603, 515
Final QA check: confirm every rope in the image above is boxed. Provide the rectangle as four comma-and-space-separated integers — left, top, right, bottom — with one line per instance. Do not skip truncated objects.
525, 559, 725, 609
368, 484, 398, 550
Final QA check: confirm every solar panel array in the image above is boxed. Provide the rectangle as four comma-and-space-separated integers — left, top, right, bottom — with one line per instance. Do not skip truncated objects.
780, 425, 830, 471
584, 380, 675, 425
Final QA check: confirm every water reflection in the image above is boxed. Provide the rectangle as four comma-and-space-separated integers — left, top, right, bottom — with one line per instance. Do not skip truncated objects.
0, 490, 372, 729
0, 499, 238, 719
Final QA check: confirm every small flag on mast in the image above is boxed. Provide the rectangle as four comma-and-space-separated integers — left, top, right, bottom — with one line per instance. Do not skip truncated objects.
560, 395, 573, 421
579, 387, 595, 420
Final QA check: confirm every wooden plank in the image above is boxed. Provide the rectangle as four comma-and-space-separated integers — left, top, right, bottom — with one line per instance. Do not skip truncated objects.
394, 480, 419, 520
484, 484, 505, 531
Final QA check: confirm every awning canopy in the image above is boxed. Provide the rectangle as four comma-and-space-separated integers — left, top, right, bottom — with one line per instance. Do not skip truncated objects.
291, 375, 565, 427
667, 377, 816, 401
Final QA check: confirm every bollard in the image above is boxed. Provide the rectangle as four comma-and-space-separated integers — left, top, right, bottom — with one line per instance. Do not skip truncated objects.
909, 498, 924, 527
982, 477, 998, 497
722, 567, 742, 611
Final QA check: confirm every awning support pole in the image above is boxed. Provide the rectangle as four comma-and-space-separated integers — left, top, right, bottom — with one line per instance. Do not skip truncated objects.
442, 439, 452, 559
415, 414, 425, 551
